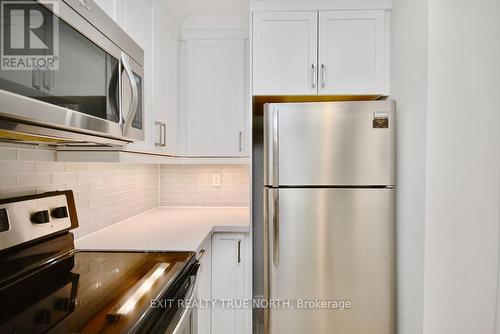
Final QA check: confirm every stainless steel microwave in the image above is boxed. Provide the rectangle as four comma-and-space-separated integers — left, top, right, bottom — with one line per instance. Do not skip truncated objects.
0, 0, 144, 146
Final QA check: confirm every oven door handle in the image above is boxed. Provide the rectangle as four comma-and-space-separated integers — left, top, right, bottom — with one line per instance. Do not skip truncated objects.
171, 264, 201, 334
120, 53, 138, 138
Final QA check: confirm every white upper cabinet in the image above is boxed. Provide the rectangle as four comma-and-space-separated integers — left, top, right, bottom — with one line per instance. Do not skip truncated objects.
152, 8, 179, 154
185, 39, 245, 156
252, 11, 318, 95
318, 10, 387, 95
252, 9, 390, 96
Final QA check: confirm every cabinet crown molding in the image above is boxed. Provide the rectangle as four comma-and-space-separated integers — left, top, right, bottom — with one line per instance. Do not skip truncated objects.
250, 0, 392, 12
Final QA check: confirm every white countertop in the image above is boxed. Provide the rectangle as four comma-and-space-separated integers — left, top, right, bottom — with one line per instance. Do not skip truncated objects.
75, 207, 250, 252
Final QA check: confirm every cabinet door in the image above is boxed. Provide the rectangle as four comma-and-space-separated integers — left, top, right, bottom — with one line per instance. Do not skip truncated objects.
318, 10, 387, 95
186, 40, 245, 156
253, 11, 318, 95
152, 9, 179, 153
122, 0, 153, 152
196, 237, 212, 334
212, 233, 245, 334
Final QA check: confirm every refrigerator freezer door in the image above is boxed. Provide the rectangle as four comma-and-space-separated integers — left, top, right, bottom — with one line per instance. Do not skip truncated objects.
264, 100, 395, 187
264, 188, 395, 334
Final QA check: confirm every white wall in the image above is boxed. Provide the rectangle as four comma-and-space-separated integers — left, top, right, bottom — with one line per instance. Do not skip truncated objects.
392, 0, 500, 332
423, 0, 500, 333
390, 0, 428, 333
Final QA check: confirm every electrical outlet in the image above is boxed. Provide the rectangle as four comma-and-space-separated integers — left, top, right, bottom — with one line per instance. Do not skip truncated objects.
212, 174, 221, 187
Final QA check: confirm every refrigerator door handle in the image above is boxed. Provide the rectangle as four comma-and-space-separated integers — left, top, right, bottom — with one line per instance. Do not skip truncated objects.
265, 105, 279, 187
272, 189, 279, 268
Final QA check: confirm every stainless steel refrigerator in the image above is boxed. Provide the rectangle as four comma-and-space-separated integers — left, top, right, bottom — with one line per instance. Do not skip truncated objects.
263, 100, 396, 334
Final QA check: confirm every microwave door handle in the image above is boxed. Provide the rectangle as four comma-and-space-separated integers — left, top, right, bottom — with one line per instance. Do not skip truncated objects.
120, 54, 138, 137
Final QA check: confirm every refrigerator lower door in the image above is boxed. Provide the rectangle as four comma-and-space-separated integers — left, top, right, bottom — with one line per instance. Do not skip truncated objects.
264, 188, 395, 334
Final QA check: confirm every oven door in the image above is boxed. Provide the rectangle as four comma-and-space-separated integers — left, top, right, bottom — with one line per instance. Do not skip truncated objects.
0, 0, 143, 143
166, 264, 201, 334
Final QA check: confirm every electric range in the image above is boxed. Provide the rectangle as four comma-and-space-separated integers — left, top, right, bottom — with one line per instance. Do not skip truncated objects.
0, 190, 199, 334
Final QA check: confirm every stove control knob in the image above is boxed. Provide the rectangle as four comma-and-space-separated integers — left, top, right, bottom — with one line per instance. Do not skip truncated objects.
35, 309, 51, 325
51, 206, 69, 219
31, 210, 50, 224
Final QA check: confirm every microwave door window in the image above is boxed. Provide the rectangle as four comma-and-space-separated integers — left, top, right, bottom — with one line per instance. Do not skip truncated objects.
0, 0, 48, 100
0, 0, 120, 124
46, 18, 119, 123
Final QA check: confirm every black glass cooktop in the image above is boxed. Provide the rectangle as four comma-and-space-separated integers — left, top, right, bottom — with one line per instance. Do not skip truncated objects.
0, 234, 195, 334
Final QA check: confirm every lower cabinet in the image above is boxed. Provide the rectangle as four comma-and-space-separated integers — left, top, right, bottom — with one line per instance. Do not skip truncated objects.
195, 232, 249, 334
211, 233, 247, 334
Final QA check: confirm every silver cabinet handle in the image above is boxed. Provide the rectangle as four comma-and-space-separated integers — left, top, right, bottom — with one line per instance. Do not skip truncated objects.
321, 62, 326, 88
121, 53, 138, 137
32, 69, 42, 90
239, 131, 243, 152
154, 121, 162, 146
311, 62, 317, 88
155, 122, 167, 147
161, 123, 166, 147
237, 239, 241, 264
43, 70, 53, 90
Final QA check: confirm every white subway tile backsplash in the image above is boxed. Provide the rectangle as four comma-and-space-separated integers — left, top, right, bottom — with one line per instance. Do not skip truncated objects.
52, 172, 78, 184
159, 164, 249, 207
0, 146, 250, 239
0, 146, 158, 239
18, 148, 55, 161
0, 174, 19, 187
0, 147, 18, 160
0, 162, 35, 174
18, 174, 52, 186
